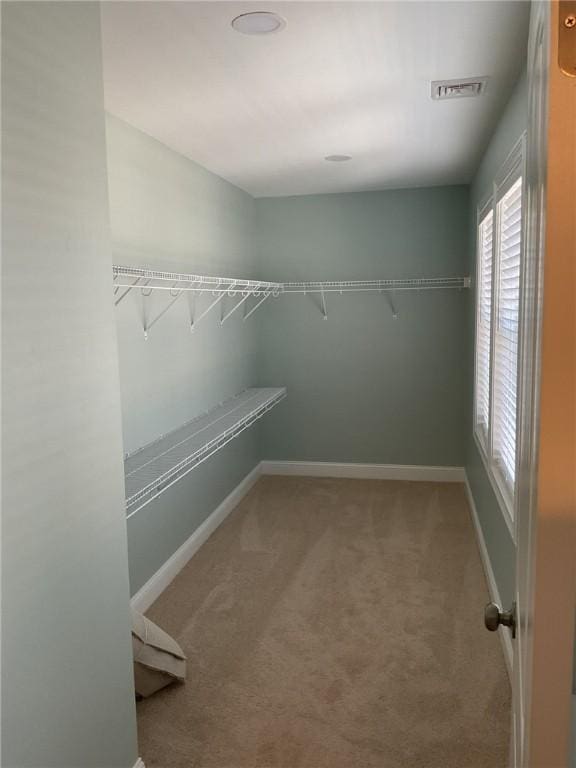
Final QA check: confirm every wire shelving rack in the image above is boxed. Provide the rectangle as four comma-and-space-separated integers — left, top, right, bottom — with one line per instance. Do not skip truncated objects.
281, 276, 471, 293
124, 387, 286, 517
113, 265, 471, 333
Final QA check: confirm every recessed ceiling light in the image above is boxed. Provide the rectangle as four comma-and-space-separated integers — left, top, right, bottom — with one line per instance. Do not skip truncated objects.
231, 12, 286, 36
324, 155, 352, 162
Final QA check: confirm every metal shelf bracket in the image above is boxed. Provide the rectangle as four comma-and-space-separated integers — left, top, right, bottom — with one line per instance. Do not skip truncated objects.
243, 291, 271, 321
221, 290, 253, 325
385, 291, 399, 320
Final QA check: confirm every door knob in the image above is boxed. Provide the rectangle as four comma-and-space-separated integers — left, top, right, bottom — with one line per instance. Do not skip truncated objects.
484, 601, 516, 639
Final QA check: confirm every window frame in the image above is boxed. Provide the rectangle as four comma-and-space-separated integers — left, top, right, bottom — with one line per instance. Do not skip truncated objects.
473, 135, 526, 541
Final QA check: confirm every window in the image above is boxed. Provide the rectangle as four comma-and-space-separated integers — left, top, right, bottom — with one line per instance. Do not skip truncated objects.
473, 141, 524, 527
492, 179, 522, 492
475, 208, 493, 442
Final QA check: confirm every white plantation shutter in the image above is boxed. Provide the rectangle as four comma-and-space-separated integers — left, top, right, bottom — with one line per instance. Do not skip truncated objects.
473, 142, 524, 522
493, 177, 523, 491
475, 210, 493, 439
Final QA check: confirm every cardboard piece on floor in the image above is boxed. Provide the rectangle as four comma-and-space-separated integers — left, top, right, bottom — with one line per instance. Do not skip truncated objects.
131, 608, 187, 698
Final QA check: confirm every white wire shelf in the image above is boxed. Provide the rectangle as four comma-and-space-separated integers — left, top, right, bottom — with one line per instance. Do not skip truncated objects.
113, 265, 281, 299
281, 276, 471, 293
113, 265, 469, 295
112, 265, 471, 333
124, 387, 286, 517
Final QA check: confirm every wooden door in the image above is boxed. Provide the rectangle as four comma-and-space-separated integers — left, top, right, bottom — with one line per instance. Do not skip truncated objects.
513, 2, 576, 765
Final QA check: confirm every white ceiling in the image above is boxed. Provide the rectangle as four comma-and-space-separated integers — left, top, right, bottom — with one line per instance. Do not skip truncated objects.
101, 1, 529, 198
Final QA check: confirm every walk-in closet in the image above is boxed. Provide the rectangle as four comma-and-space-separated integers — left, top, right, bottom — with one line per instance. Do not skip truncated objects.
5, 2, 574, 768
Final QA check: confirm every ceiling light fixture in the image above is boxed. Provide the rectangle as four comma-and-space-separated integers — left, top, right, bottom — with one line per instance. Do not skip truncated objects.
324, 155, 352, 162
231, 12, 286, 35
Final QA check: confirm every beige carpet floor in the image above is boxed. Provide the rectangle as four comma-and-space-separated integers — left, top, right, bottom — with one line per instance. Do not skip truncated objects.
138, 476, 511, 768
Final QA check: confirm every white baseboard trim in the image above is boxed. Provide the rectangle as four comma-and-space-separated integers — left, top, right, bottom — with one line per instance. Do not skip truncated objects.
464, 475, 513, 678
261, 461, 466, 483
130, 463, 262, 613
132, 759, 145, 768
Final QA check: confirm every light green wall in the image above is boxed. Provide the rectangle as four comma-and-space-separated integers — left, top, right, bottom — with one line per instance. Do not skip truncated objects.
105, 115, 260, 594
107, 114, 258, 452
1, 3, 138, 766
466, 72, 528, 610
255, 187, 469, 465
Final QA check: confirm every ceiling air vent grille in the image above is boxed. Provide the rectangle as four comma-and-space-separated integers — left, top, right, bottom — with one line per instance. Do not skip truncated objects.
431, 77, 488, 100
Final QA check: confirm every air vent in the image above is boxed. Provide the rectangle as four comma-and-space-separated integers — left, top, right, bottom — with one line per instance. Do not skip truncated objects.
431, 77, 488, 100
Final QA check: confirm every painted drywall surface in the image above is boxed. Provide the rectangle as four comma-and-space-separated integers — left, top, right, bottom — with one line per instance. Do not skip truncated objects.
1, 4, 138, 767
105, 115, 260, 593
255, 186, 469, 466
127, 431, 258, 593
107, 114, 258, 451
466, 72, 528, 610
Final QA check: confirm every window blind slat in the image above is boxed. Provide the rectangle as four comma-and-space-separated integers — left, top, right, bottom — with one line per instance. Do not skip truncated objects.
475, 209, 493, 438
492, 177, 523, 492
